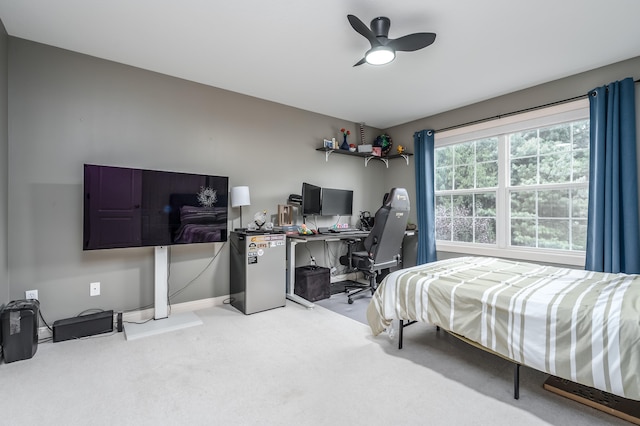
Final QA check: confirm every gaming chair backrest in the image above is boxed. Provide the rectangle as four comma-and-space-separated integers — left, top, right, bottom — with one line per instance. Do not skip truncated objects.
363, 188, 410, 265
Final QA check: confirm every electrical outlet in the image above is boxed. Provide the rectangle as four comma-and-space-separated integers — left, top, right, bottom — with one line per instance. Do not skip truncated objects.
25, 289, 38, 300
90, 282, 100, 296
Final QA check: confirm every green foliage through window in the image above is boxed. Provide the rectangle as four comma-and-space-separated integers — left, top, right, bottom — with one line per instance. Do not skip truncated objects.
435, 138, 498, 191
435, 118, 589, 252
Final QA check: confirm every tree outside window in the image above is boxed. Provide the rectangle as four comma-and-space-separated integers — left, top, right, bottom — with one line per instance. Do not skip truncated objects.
435, 118, 589, 254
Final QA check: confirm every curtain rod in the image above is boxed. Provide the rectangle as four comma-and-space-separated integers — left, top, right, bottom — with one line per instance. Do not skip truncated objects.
434, 78, 640, 134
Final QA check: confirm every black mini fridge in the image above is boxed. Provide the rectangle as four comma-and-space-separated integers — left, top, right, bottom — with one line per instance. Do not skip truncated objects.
1, 299, 39, 363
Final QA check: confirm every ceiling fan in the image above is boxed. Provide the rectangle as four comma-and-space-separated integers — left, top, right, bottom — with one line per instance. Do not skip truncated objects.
347, 14, 436, 66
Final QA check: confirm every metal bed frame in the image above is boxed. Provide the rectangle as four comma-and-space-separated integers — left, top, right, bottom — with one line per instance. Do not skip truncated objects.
398, 319, 521, 399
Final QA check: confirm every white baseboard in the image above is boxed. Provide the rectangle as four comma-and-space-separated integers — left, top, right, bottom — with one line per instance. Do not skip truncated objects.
37, 295, 230, 340
122, 295, 229, 322
38, 326, 52, 339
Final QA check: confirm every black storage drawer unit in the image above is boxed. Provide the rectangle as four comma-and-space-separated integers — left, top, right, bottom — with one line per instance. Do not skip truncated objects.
1, 299, 39, 363
295, 266, 330, 302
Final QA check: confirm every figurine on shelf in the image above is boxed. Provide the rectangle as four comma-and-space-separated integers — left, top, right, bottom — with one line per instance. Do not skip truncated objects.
349, 143, 357, 152
373, 133, 393, 156
397, 145, 406, 154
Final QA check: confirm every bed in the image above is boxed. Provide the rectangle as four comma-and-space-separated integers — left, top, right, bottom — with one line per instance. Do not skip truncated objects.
366, 256, 640, 401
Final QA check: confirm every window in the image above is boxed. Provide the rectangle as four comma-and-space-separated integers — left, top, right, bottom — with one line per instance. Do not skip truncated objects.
434, 100, 589, 266
436, 137, 498, 245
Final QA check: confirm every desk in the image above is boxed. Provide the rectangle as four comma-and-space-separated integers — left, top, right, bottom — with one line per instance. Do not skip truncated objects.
286, 231, 369, 308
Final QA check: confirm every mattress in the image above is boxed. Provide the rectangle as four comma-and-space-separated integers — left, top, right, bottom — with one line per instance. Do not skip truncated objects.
366, 256, 640, 400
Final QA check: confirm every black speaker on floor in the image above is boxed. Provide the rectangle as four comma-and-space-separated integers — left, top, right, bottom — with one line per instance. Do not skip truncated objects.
1, 299, 40, 363
53, 310, 113, 342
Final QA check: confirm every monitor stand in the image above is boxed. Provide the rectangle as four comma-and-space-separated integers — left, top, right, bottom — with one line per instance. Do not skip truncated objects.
124, 246, 202, 340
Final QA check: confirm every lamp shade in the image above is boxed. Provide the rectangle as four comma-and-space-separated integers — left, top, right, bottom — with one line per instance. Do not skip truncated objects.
231, 186, 251, 207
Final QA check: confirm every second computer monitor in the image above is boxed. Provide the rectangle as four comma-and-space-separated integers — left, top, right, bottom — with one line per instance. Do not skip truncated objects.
321, 188, 353, 216
301, 182, 322, 216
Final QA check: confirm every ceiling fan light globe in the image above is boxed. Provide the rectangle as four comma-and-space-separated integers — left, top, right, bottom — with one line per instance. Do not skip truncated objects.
365, 46, 395, 65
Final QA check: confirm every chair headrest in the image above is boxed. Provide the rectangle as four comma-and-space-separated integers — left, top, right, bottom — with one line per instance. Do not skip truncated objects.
385, 188, 410, 210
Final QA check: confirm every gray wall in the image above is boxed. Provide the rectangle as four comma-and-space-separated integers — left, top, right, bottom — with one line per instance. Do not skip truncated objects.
0, 21, 7, 306
7, 38, 392, 321
7, 35, 640, 320
385, 56, 640, 261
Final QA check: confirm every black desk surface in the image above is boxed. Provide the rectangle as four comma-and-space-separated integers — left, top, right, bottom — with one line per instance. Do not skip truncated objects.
287, 230, 369, 241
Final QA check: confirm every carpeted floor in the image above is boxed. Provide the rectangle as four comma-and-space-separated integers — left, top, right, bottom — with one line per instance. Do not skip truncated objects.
0, 300, 628, 425
314, 287, 631, 426
314, 280, 371, 324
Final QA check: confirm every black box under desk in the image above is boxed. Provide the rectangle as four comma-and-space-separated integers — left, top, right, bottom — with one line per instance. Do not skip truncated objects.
294, 266, 330, 302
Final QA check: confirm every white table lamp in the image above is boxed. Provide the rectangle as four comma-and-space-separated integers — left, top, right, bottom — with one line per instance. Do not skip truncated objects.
231, 186, 251, 229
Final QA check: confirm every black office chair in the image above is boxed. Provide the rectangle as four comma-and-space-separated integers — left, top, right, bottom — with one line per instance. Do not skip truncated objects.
340, 188, 410, 304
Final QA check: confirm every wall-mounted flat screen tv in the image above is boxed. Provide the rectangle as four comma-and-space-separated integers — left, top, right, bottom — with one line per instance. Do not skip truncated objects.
321, 188, 353, 216
301, 182, 321, 216
84, 164, 228, 250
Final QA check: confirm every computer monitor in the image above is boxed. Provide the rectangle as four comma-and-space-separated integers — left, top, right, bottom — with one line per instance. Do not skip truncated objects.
301, 182, 321, 216
321, 188, 353, 216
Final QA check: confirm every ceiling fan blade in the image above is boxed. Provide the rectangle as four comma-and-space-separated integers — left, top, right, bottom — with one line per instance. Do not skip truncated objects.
387, 32, 436, 52
347, 14, 381, 47
353, 57, 367, 67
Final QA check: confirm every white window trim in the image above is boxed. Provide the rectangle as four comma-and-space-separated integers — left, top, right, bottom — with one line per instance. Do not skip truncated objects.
434, 99, 589, 267
436, 99, 589, 143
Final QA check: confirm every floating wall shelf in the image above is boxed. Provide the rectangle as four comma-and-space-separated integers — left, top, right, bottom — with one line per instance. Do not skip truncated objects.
316, 147, 413, 168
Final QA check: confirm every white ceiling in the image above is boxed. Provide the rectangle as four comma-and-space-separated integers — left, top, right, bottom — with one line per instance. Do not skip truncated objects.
1, 1, 640, 129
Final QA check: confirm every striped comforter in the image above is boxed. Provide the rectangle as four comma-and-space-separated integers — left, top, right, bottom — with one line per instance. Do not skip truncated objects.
366, 256, 640, 400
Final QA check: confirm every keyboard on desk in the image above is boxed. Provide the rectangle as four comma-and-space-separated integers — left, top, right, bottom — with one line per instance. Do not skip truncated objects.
328, 228, 361, 233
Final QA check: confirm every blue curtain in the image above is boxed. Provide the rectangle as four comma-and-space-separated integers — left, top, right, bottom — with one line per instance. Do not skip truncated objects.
414, 129, 437, 264
585, 77, 640, 273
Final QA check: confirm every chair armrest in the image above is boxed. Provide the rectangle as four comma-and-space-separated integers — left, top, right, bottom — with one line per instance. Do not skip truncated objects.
351, 250, 369, 258
373, 258, 400, 270
340, 237, 362, 243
